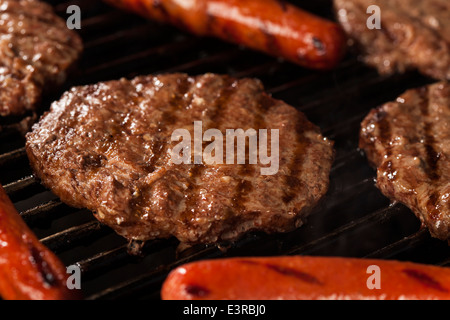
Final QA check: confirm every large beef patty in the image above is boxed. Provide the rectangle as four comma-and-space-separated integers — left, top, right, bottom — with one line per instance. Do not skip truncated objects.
0, 0, 83, 117
360, 82, 450, 243
334, 0, 450, 80
25, 73, 335, 244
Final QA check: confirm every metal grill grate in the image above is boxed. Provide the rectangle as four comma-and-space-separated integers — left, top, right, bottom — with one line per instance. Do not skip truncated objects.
0, 0, 449, 300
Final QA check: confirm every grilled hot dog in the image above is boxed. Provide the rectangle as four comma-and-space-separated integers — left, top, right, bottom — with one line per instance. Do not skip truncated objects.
0, 184, 80, 300
161, 256, 450, 300
103, 0, 347, 70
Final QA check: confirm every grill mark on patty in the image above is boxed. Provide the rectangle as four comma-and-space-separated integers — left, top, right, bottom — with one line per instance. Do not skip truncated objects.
145, 76, 193, 173
282, 113, 311, 204
232, 179, 253, 213
376, 109, 398, 182
417, 87, 441, 221
418, 87, 440, 181
427, 192, 441, 221
209, 78, 237, 124
231, 92, 271, 212
376, 110, 391, 151
181, 78, 237, 223
26, 73, 335, 244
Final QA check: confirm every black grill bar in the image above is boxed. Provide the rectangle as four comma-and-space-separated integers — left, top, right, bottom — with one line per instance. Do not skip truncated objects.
85, 244, 224, 300
21, 199, 64, 221
0, 147, 27, 167
76, 244, 130, 275
0, 0, 448, 300
80, 36, 206, 81
330, 149, 362, 173
4, 175, 41, 202
40, 221, 108, 253
283, 205, 400, 256
76, 237, 179, 281
364, 229, 430, 259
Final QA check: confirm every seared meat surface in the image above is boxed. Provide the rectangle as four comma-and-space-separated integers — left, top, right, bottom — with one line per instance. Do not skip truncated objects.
0, 0, 83, 117
26, 73, 334, 245
360, 82, 450, 243
334, 0, 450, 80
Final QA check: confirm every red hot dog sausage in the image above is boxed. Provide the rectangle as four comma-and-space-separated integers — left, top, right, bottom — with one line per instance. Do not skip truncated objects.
0, 184, 80, 300
161, 256, 450, 300
104, 0, 347, 70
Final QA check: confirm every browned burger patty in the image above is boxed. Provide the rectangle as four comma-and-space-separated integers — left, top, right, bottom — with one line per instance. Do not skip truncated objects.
25, 73, 335, 245
0, 0, 83, 117
360, 82, 450, 243
334, 0, 450, 80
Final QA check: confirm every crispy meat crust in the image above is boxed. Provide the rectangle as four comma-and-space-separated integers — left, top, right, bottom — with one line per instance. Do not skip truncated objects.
0, 0, 83, 117
360, 82, 450, 242
26, 73, 335, 244
334, 0, 450, 80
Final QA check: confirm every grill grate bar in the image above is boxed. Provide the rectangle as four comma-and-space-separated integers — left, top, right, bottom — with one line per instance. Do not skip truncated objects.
19, 199, 79, 225
83, 23, 159, 50
324, 113, 367, 138
76, 244, 129, 275
314, 178, 376, 219
40, 221, 108, 253
267, 57, 360, 95
298, 73, 385, 113
76, 237, 180, 279
330, 149, 364, 173
0, 147, 27, 167
283, 204, 401, 256
4, 175, 39, 197
76, 11, 132, 34
333, 177, 374, 195
81, 37, 204, 77
363, 229, 430, 259
232, 60, 281, 79
85, 245, 224, 300
160, 47, 245, 74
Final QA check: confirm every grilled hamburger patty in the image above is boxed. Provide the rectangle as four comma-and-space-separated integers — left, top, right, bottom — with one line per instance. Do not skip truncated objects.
26, 73, 335, 244
360, 82, 450, 242
334, 0, 450, 80
0, 0, 83, 117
